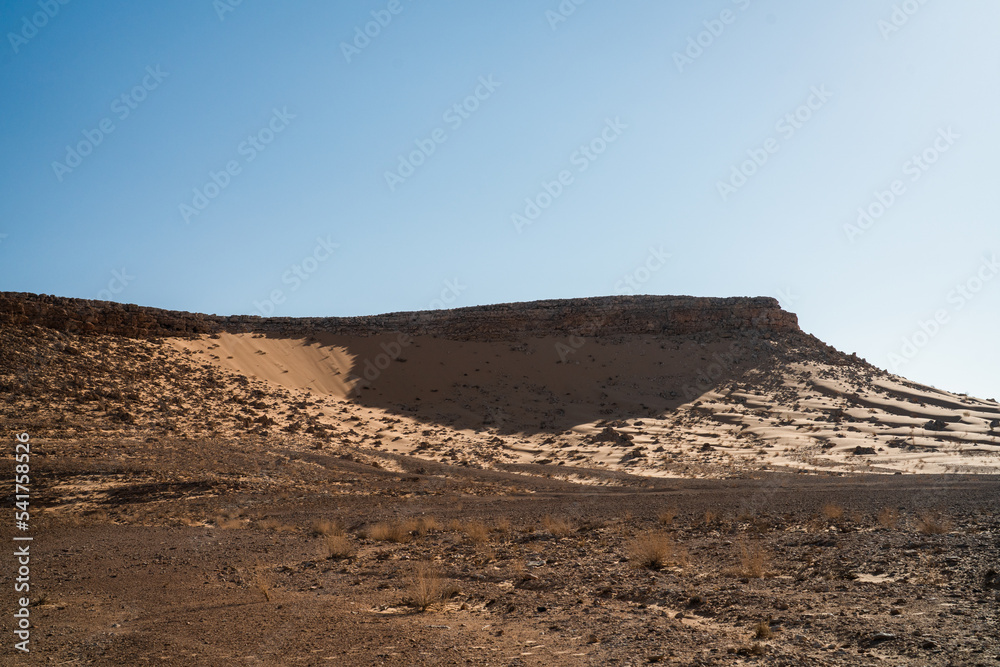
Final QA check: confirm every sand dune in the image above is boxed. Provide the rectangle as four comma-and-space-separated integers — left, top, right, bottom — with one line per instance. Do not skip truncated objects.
171, 330, 1000, 477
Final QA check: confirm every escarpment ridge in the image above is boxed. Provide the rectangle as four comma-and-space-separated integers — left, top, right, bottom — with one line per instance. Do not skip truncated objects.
0, 293, 799, 340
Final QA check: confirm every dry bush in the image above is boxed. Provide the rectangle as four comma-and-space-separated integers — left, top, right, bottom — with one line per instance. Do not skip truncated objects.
402, 516, 441, 536
258, 518, 295, 532
627, 531, 685, 570
577, 517, 606, 532
542, 515, 574, 538
325, 534, 355, 560
915, 511, 952, 535
657, 508, 677, 527
877, 507, 899, 530
215, 515, 245, 530
821, 503, 844, 522
492, 517, 512, 534
367, 521, 411, 543
464, 521, 490, 545
753, 621, 773, 639
703, 510, 720, 526
446, 518, 465, 532
733, 539, 769, 578
250, 569, 274, 602
407, 562, 449, 611
311, 518, 344, 537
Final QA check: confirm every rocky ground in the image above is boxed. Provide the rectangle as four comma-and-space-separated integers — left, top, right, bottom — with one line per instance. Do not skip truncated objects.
7, 434, 1000, 666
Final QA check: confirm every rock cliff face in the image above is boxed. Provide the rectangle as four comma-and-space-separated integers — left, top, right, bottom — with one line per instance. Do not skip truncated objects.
0, 292, 799, 340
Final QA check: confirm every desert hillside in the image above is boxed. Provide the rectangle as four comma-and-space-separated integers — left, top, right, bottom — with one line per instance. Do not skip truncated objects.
2, 292, 998, 478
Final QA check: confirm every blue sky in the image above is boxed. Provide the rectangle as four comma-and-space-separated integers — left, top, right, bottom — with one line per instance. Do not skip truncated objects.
1, 0, 998, 400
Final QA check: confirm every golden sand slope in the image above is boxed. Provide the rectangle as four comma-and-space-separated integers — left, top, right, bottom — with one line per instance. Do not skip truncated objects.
171, 332, 1000, 476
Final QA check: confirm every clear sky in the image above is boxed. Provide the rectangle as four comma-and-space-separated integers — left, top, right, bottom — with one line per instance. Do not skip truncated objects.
1, 1, 998, 400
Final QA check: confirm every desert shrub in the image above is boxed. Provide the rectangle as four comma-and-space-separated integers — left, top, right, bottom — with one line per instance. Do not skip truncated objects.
753, 620, 773, 639
258, 518, 295, 532
734, 539, 769, 578
542, 515, 574, 538
657, 508, 677, 526
367, 521, 410, 543
627, 531, 685, 570
492, 517, 512, 534
407, 562, 450, 611
877, 507, 899, 530
464, 521, 490, 545
215, 514, 245, 529
402, 516, 441, 536
821, 503, 844, 522
325, 535, 355, 560
915, 511, 951, 535
311, 519, 344, 537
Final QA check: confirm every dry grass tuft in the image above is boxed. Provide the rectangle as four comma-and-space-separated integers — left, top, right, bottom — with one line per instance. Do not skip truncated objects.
627, 531, 685, 570
542, 515, 574, 538
915, 511, 952, 535
463, 521, 490, 545
402, 516, 442, 536
258, 517, 295, 532
407, 562, 449, 611
753, 620, 773, 639
657, 508, 677, 527
250, 569, 274, 602
821, 503, 844, 522
877, 507, 899, 530
733, 539, 769, 578
215, 515, 245, 530
311, 518, 345, 537
367, 521, 411, 543
325, 534, 355, 560
492, 517, 512, 534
